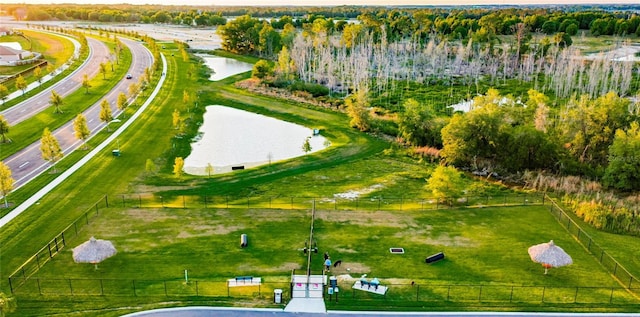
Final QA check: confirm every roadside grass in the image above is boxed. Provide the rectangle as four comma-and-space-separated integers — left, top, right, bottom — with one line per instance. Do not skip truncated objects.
0, 40, 131, 161
0, 30, 75, 93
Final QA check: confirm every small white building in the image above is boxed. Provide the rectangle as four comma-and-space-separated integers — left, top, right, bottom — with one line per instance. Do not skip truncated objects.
0, 45, 23, 62
0, 27, 13, 36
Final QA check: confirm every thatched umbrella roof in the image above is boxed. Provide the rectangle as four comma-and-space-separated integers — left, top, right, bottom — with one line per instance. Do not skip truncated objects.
72, 237, 117, 269
528, 240, 572, 274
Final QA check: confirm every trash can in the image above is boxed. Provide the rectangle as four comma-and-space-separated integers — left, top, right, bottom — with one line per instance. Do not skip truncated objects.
329, 276, 337, 288
274, 289, 283, 304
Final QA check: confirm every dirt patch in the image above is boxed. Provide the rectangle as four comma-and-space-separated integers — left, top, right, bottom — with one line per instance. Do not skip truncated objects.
236, 262, 301, 273
424, 233, 476, 247
393, 227, 432, 243
125, 209, 178, 223
333, 247, 358, 254
315, 209, 417, 228
329, 261, 370, 276
333, 184, 384, 200
176, 224, 245, 239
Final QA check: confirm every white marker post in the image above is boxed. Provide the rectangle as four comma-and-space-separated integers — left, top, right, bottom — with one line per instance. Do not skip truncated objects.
184, 269, 188, 284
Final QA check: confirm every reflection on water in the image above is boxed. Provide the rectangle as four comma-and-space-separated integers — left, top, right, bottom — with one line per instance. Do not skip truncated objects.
196, 54, 253, 81
184, 105, 329, 175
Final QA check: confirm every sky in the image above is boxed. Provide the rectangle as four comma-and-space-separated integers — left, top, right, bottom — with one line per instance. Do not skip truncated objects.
1, 0, 640, 6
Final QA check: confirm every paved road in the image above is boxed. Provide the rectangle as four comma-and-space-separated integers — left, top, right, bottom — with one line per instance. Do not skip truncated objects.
1, 36, 109, 125
122, 307, 640, 317
3, 37, 153, 189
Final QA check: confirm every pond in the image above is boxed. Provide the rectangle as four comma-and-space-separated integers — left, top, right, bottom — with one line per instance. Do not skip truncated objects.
183, 105, 329, 175
196, 54, 253, 81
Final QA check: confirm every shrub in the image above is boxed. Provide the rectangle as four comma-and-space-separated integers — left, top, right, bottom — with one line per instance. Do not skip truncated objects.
289, 81, 330, 97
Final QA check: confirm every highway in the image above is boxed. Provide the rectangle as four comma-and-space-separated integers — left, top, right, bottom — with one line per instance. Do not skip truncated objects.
3, 37, 154, 189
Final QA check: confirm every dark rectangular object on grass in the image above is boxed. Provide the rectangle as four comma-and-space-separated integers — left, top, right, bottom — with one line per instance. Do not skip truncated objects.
425, 252, 445, 264
232, 166, 245, 170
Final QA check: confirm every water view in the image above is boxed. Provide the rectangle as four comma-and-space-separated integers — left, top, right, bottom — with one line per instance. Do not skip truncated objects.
183, 105, 329, 175
196, 54, 253, 81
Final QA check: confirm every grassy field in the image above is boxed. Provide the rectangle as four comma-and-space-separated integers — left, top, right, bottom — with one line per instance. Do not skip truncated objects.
2, 43, 640, 316
28, 204, 620, 286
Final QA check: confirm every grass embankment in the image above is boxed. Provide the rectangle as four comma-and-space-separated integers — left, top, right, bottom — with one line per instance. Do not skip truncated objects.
0, 37, 132, 161
0, 30, 76, 96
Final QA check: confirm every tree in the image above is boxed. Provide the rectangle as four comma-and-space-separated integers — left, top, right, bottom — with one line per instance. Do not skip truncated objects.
34, 65, 42, 83
0, 84, 8, 104
49, 90, 64, 113
426, 165, 465, 205
217, 14, 260, 54
275, 46, 294, 82
603, 122, 640, 191
173, 157, 184, 178
172, 109, 181, 129
345, 87, 370, 132
397, 98, 439, 146
40, 128, 63, 173
82, 74, 91, 94
73, 113, 90, 149
145, 158, 156, 174
0, 115, 9, 143
559, 92, 629, 167
206, 163, 214, 177
46, 63, 55, 75
252, 59, 272, 79
182, 90, 190, 105
302, 136, 312, 153
99, 62, 107, 79
128, 82, 139, 97
0, 292, 17, 317
117, 92, 128, 116
15, 75, 27, 95
502, 125, 559, 172
441, 96, 506, 168
99, 99, 113, 132
0, 162, 14, 208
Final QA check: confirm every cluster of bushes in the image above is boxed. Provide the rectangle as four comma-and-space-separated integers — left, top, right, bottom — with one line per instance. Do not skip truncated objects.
566, 197, 640, 236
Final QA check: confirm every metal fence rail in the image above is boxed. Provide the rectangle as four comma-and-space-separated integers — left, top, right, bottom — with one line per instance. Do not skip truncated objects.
8, 276, 640, 306
545, 195, 640, 290
7, 195, 108, 293
116, 193, 544, 211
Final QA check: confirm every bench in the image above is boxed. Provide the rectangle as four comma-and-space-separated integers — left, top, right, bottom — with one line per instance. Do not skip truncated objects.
227, 276, 261, 287
352, 280, 387, 295
425, 252, 445, 264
